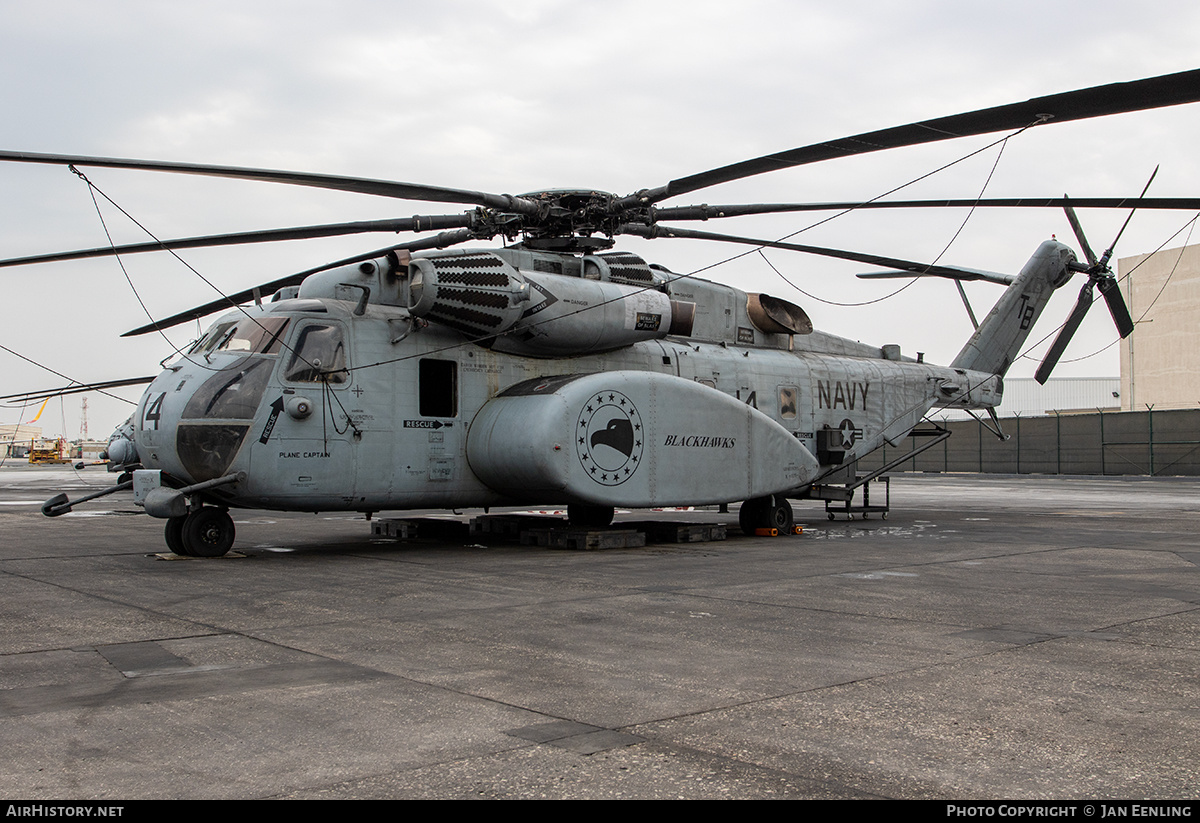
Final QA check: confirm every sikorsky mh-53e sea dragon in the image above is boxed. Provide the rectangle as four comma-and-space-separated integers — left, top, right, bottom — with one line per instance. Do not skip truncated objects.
3, 69, 1199, 556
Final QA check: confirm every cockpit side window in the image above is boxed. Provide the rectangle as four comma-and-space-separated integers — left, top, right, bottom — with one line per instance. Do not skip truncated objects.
283, 323, 349, 384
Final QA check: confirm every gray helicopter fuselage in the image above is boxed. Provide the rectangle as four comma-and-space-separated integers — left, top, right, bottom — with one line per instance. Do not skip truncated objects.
127, 244, 1020, 515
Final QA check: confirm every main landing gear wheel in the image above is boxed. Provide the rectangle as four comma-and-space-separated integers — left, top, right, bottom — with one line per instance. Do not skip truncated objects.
568, 504, 615, 528
180, 508, 236, 557
165, 515, 189, 556
739, 495, 794, 536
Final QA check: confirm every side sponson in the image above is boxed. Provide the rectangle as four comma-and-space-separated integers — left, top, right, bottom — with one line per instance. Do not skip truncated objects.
466, 371, 820, 507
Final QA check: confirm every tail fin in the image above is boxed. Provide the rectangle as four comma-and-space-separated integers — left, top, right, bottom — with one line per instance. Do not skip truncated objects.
951, 240, 1075, 377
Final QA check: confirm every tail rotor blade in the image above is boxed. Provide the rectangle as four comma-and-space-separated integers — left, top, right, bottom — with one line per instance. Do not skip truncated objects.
1035, 281, 1095, 384
1099, 277, 1135, 337
1062, 197, 1098, 266
1104, 165, 1159, 263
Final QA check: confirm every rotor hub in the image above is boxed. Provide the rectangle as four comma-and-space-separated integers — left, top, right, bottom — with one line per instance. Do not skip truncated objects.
505, 189, 645, 252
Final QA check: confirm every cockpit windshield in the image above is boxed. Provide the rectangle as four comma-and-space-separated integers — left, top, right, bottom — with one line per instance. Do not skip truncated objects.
182, 357, 275, 420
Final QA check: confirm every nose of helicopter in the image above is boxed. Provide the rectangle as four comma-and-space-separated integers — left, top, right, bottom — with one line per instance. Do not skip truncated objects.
134, 353, 274, 484
131, 312, 294, 483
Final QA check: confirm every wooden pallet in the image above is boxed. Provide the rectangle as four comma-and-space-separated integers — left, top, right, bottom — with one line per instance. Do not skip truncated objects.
623, 521, 727, 543
520, 528, 647, 551
370, 518, 470, 541
469, 514, 563, 539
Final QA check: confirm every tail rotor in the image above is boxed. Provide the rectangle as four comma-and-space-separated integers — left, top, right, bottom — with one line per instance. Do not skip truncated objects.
1034, 169, 1154, 384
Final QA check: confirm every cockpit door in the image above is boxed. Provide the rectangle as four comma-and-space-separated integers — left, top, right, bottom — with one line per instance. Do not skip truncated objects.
253, 320, 357, 506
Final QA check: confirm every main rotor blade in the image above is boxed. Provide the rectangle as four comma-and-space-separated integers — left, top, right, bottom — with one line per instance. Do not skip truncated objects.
620, 223, 991, 280
856, 268, 1014, 285
1, 376, 156, 405
1035, 280, 1095, 384
1098, 277, 1135, 337
654, 197, 1200, 221
639, 69, 1200, 204
0, 150, 541, 214
122, 228, 475, 337
0, 215, 476, 270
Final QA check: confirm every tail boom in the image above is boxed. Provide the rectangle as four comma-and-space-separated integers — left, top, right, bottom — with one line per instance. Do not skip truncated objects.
950, 240, 1075, 378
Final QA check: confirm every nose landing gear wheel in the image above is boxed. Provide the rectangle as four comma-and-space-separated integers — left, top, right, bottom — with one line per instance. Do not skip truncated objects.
181, 508, 236, 557
165, 515, 189, 556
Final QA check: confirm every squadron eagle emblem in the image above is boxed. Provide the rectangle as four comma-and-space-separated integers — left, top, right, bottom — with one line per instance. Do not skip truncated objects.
575, 391, 643, 486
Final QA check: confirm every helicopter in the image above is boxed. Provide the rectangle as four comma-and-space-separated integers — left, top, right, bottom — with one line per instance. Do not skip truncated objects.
3, 68, 1199, 557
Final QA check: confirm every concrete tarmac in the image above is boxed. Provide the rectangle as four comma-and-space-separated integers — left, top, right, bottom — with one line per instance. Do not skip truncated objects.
1, 465, 1198, 799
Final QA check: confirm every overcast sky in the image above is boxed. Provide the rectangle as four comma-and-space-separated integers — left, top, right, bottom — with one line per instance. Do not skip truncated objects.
3, 0, 1199, 438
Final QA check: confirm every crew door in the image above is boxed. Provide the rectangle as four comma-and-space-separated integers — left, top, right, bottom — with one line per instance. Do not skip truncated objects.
257, 320, 357, 505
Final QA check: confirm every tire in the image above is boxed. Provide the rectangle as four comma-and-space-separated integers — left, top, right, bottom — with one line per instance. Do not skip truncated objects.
738, 499, 757, 536
567, 504, 614, 528
165, 515, 189, 556
738, 497, 768, 536
742, 495, 793, 536
182, 508, 235, 558
766, 496, 794, 533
